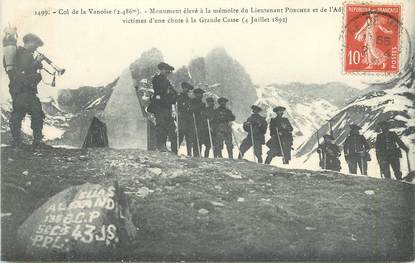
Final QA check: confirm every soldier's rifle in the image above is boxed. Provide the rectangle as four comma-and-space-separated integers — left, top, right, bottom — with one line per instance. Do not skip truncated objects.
249, 122, 257, 163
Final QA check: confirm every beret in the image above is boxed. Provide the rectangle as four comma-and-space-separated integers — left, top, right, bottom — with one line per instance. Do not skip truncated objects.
157, 62, 174, 71
217, 97, 228, 103
181, 81, 194, 90
23, 33, 43, 46
273, 106, 286, 112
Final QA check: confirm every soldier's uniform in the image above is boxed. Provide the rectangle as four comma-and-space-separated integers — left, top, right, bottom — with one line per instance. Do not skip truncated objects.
212, 98, 235, 158
375, 121, 409, 179
265, 106, 293, 164
4, 34, 45, 148
344, 124, 370, 175
190, 88, 206, 157
239, 105, 267, 163
200, 98, 216, 158
176, 82, 194, 156
318, 135, 341, 171
149, 62, 177, 152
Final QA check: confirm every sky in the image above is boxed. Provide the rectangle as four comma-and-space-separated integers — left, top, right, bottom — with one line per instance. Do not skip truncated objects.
1, 0, 414, 98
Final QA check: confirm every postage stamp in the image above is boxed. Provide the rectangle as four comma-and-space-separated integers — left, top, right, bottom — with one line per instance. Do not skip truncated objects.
344, 3, 401, 74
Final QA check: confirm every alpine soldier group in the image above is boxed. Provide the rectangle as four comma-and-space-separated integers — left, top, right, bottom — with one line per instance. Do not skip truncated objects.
147, 62, 410, 180
5, 45, 410, 181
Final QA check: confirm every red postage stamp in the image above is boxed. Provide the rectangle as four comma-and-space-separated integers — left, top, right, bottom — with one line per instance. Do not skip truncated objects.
344, 3, 401, 74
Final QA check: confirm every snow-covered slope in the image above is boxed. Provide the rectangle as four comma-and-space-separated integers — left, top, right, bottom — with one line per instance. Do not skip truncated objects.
296, 68, 415, 176
254, 84, 346, 148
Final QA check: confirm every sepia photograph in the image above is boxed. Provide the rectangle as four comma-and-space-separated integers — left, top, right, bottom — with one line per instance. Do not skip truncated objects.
1, 0, 414, 261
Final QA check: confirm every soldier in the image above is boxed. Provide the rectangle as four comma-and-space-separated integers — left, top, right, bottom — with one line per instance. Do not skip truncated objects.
212, 97, 236, 158
344, 124, 370, 175
4, 33, 50, 149
190, 88, 206, 157
148, 62, 177, 152
238, 105, 267, 163
265, 106, 293, 165
200, 97, 216, 158
375, 121, 409, 179
317, 134, 341, 171
176, 81, 194, 156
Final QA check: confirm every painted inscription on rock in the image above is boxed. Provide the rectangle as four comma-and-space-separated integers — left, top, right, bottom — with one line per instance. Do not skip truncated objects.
18, 182, 135, 259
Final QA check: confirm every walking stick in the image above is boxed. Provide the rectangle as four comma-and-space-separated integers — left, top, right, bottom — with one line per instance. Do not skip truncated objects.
193, 113, 201, 156
249, 122, 257, 163
406, 151, 412, 172
328, 119, 334, 137
275, 127, 285, 164
316, 130, 322, 165
230, 124, 241, 154
175, 102, 180, 152
207, 119, 214, 157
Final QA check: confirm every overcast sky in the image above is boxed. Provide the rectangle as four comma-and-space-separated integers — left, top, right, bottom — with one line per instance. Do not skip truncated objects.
1, 0, 414, 98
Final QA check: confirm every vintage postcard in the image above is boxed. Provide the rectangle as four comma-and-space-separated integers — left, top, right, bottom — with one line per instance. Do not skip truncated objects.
1, 0, 414, 261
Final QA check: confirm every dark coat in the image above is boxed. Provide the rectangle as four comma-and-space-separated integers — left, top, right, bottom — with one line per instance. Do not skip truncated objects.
267, 117, 293, 145
6, 46, 42, 95
148, 73, 177, 113
344, 134, 370, 160
317, 142, 341, 171
243, 113, 267, 143
176, 92, 192, 123
212, 106, 235, 133
375, 131, 408, 160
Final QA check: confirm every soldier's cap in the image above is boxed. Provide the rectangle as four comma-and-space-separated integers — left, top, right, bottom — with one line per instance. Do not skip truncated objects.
349, 124, 361, 130
378, 121, 390, 128
251, 105, 262, 112
217, 97, 228, 103
193, 88, 205, 94
323, 134, 335, 140
181, 81, 194, 90
273, 106, 286, 113
22, 33, 43, 47
157, 62, 174, 71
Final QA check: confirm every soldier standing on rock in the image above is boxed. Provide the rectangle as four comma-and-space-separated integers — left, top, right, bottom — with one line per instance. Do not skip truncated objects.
4, 34, 51, 150
190, 88, 206, 157
375, 121, 409, 179
212, 97, 235, 159
265, 106, 293, 165
148, 62, 177, 152
344, 124, 370, 175
238, 105, 267, 163
317, 134, 341, 171
200, 97, 216, 158
176, 82, 194, 156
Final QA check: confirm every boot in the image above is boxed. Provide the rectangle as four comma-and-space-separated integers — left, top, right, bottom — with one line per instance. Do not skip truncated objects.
257, 156, 263, 164
227, 146, 233, 159
265, 155, 273, 164
10, 120, 22, 148
204, 148, 210, 158
32, 140, 53, 150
